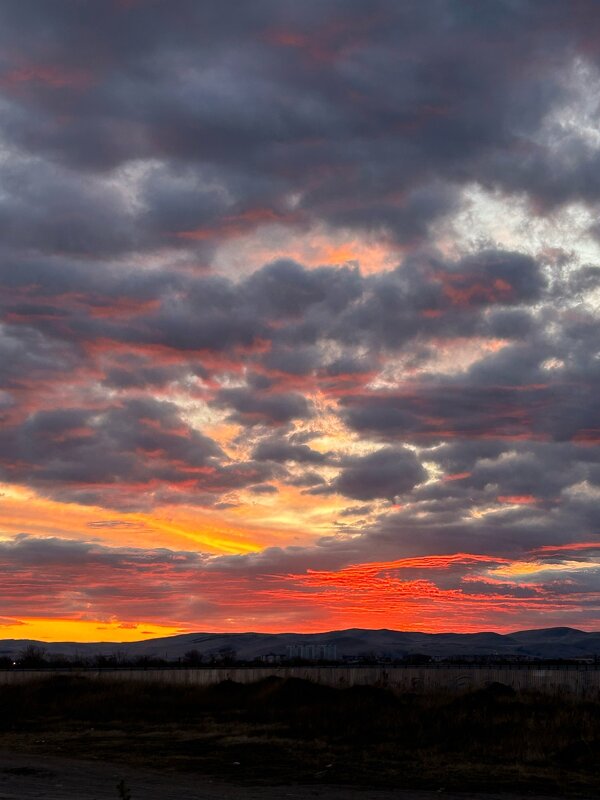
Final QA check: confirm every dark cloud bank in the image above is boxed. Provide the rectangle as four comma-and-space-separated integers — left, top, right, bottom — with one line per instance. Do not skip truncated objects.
0, 0, 598, 627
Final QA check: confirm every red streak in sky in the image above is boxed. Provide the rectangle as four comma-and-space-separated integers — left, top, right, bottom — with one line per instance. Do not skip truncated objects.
497, 495, 537, 505
534, 542, 600, 553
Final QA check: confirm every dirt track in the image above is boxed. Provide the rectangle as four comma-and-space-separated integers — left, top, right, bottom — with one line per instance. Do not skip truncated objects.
0, 750, 592, 800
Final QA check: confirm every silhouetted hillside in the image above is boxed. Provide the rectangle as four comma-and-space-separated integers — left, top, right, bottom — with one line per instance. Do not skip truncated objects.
1, 626, 599, 662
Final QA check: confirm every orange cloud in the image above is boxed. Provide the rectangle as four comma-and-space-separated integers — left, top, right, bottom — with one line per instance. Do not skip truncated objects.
0, 483, 275, 555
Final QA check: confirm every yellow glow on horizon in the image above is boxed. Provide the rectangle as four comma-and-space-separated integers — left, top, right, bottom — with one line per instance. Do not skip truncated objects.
0, 617, 186, 643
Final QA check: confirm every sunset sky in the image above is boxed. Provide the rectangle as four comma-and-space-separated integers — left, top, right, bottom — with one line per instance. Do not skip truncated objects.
0, 0, 599, 642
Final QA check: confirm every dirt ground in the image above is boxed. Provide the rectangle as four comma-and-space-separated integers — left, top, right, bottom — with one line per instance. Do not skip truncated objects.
0, 750, 594, 800
1, 678, 598, 799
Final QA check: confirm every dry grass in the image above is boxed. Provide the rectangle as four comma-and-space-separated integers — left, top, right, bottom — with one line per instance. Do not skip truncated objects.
0, 675, 598, 794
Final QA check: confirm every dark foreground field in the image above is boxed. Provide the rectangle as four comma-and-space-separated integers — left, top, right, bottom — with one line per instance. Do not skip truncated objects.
0, 676, 598, 797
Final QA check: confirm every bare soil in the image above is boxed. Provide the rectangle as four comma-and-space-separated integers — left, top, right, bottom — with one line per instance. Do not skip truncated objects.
0, 749, 590, 800
1, 676, 598, 799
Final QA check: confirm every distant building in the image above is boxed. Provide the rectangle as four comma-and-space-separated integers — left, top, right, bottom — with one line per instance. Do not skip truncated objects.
286, 643, 337, 661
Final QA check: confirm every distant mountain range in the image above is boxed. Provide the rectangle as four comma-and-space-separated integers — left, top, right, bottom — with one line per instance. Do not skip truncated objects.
1, 627, 599, 661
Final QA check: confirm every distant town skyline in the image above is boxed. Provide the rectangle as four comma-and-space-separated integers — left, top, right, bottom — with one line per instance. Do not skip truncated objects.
0, 1, 598, 641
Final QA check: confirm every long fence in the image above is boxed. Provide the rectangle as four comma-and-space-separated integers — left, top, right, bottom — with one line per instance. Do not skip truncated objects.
1, 665, 599, 696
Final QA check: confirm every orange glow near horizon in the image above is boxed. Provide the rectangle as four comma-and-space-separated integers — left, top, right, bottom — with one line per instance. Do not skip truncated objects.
1, 541, 599, 642
0, 618, 185, 644
1, 483, 598, 641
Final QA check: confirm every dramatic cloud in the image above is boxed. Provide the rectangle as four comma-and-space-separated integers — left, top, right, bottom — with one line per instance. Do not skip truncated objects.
328, 447, 427, 501
1, 535, 598, 632
0, 0, 598, 636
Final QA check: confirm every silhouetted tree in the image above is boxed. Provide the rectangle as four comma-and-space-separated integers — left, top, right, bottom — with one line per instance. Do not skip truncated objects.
18, 644, 47, 667
402, 653, 433, 665
183, 649, 203, 666
217, 646, 237, 665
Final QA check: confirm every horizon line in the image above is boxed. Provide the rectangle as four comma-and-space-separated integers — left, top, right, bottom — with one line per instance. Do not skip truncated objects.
2, 624, 599, 646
